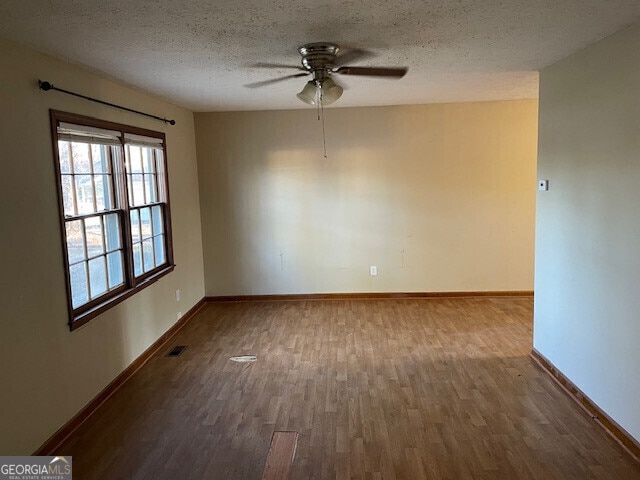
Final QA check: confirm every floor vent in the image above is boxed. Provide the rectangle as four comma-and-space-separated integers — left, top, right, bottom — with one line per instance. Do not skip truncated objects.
230, 355, 257, 363
165, 345, 187, 357
262, 431, 298, 480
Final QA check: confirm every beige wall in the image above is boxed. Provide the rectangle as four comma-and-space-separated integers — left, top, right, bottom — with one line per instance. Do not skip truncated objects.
534, 20, 640, 442
0, 38, 204, 454
195, 100, 538, 296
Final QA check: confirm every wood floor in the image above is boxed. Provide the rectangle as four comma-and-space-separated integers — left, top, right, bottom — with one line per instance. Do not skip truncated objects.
59, 298, 640, 479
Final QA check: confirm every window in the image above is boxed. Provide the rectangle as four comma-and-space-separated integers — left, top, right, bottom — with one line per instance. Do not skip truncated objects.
51, 111, 174, 329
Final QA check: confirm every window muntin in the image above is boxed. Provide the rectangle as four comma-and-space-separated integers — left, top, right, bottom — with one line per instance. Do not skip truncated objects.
58, 138, 125, 308
51, 111, 174, 329
125, 144, 168, 277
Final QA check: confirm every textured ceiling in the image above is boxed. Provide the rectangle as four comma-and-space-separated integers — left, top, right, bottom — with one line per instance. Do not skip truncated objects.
1, 1, 639, 111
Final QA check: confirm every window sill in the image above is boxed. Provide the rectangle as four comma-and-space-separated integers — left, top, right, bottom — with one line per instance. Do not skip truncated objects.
69, 264, 175, 331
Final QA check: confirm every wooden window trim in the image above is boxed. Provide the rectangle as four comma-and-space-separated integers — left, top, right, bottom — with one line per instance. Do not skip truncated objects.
70, 265, 175, 330
50, 110, 175, 331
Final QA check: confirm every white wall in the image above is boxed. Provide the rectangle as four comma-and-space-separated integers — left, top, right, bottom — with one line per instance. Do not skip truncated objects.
0, 38, 205, 454
534, 21, 640, 441
195, 100, 538, 296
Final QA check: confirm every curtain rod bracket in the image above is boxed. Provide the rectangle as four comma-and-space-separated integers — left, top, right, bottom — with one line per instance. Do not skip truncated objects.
38, 80, 176, 126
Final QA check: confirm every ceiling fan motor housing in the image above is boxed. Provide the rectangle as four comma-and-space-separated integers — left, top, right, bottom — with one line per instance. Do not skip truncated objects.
298, 42, 339, 81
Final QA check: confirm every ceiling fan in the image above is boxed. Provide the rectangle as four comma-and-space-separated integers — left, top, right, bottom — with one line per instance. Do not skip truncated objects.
245, 42, 408, 106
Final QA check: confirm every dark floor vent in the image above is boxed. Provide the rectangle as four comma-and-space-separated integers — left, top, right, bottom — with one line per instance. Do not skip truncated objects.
165, 345, 187, 357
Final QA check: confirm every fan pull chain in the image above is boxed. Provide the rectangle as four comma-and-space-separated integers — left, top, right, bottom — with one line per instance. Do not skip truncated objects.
319, 84, 327, 158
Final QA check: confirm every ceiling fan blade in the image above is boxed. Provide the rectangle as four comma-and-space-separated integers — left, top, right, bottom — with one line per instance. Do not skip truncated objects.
244, 72, 309, 89
335, 66, 408, 78
333, 48, 375, 66
251, 62, 305, 70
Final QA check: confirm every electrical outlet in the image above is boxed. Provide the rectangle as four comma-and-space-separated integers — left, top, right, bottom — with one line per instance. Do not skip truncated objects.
176, 289, 181, 302
370, 265, 378, 276
538, 179, 549, 191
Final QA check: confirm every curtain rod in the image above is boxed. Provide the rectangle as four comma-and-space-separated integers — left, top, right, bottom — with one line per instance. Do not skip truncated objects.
38, 80, 176, 126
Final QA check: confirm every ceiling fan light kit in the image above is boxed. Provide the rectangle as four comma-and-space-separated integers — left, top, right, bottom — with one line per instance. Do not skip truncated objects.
296, 81, 319, 105
297, 78, 343, 106
319, 78, 343, 105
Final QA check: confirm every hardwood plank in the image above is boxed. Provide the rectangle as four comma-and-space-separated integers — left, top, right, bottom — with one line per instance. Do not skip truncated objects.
54, 297, 640, 479
34, 298, 207, 456
531, 348, 640, 462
